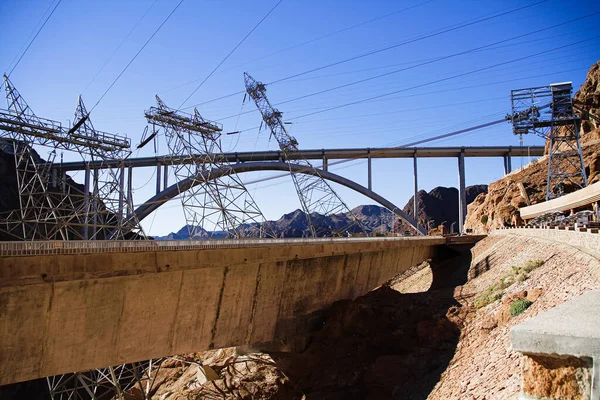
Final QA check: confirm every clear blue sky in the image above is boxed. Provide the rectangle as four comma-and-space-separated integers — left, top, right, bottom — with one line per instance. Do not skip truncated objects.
1, 0, 598, 235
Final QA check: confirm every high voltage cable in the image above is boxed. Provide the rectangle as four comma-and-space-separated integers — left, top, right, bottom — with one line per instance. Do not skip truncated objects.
184, 0, 548, 109
90, 0, 186, 113
287, 35, 600, 121
271, 11, 599, 106
266, 0, 548, 85
82, 0, 160, 94
164, 0, 435, 95
5, 0, 57, 73
208, 64, 588, 140
7, 0, 63, 76
177, 0, 285, 109
214, 11, 599, 122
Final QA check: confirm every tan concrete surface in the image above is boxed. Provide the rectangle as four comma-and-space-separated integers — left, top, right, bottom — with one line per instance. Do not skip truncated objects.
0, 237, 444, 385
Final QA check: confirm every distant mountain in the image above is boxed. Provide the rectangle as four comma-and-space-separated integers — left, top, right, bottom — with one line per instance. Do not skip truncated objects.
154, 205, 395, 240
154, 185, 488, 240
395, 185, 488, 234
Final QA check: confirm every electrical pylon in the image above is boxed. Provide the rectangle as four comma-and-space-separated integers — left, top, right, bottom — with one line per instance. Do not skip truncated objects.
243, 72, 364, 237
47, 359, 165, 400
508, 82, 587, 200
71, 97, 144, 239
0, 75, 69, 239
145, 96, 270, 238
0, 75, 143, 240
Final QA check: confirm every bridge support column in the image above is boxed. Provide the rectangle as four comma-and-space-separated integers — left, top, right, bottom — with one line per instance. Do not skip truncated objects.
118, 163, 125, 223
504, 153, 512, 175
51, 168, 57, 188
127, 166, 133, 218
83, 166, 90, 240
367, 153, 372, 191
322, 155, 328, 171
458, 151, 466, 234
156, 164, 162, 195
413, 153, 418, 222
92, 169, 99, 239
61, 171, 67, 193
163, 165, 168, 189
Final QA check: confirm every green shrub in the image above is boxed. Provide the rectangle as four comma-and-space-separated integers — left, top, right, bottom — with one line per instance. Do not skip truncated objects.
522, 259, 545, 273
509, 299, 533, 316
474, 285, 503, 308
481, 215, 489, 225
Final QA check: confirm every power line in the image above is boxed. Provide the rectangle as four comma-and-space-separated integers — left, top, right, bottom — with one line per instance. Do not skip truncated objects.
7, 0, 62, 77
267, 0, 548, 85
271, 11, 599, 107
159, 0, 434, 96
82, 0, 160, 94
90, 0, 186, 113
287, 35, 600, 121
183, 0, 547, 109
177, 0, 285, 109
5, 0, 57, 73
214, 11, 599, 122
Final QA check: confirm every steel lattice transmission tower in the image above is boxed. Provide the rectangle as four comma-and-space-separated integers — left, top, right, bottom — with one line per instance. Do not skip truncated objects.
244, 72, 364, 237
508, 82, 587, 200
0, 75, 143, 240
47, 358, 164, 400
71, 97, 145, 239
145, 96, 269, 238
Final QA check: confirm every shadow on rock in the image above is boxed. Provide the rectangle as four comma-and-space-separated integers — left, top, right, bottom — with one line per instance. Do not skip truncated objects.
269, 245, 473, 400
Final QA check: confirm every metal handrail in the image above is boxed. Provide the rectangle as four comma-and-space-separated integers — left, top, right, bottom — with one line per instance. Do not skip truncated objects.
0, 236, 437, 257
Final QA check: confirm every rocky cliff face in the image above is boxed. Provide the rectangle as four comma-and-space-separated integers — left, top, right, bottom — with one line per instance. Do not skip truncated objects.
465, 61, 600, 234
395, 185, 488, 234
575, 61, 600, 137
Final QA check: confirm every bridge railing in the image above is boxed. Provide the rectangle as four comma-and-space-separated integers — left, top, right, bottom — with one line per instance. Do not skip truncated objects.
0, 236, 436, 257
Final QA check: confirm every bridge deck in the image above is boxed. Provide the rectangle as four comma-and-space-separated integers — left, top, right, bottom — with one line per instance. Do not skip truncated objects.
54, 146, 544, 171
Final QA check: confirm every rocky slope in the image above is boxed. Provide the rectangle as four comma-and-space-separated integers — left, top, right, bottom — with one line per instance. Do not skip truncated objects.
465, 61, 600, 234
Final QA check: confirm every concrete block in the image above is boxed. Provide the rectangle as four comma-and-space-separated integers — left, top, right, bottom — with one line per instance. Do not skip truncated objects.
511, 290, 600, 357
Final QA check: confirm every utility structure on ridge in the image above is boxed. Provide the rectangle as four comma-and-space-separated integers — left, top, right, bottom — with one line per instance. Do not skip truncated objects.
0, 75, 143, 240
244, 72, 366, 237
145, 96, 269, 238
507, 82, 587, 200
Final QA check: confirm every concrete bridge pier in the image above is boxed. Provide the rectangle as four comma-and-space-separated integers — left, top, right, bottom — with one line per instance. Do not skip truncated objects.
458, 150, 467, 234
503, 152, 512, 175
414, 152, 419, 222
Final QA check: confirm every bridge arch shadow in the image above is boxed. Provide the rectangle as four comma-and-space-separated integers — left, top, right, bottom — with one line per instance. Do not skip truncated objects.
133, 161, 426, 235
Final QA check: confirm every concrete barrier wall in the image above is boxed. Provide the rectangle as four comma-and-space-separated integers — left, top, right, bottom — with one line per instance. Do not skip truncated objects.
492, 228, 600, 253
0, 237, 444, 385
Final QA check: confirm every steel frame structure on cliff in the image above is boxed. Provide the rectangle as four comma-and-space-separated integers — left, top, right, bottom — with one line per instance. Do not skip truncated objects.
0, 75, 144, 241
244, 72, 367, 237
508, 82, 587, 200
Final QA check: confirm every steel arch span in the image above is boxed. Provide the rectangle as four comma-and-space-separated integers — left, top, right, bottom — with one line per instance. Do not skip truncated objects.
133, 161, 426, 235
